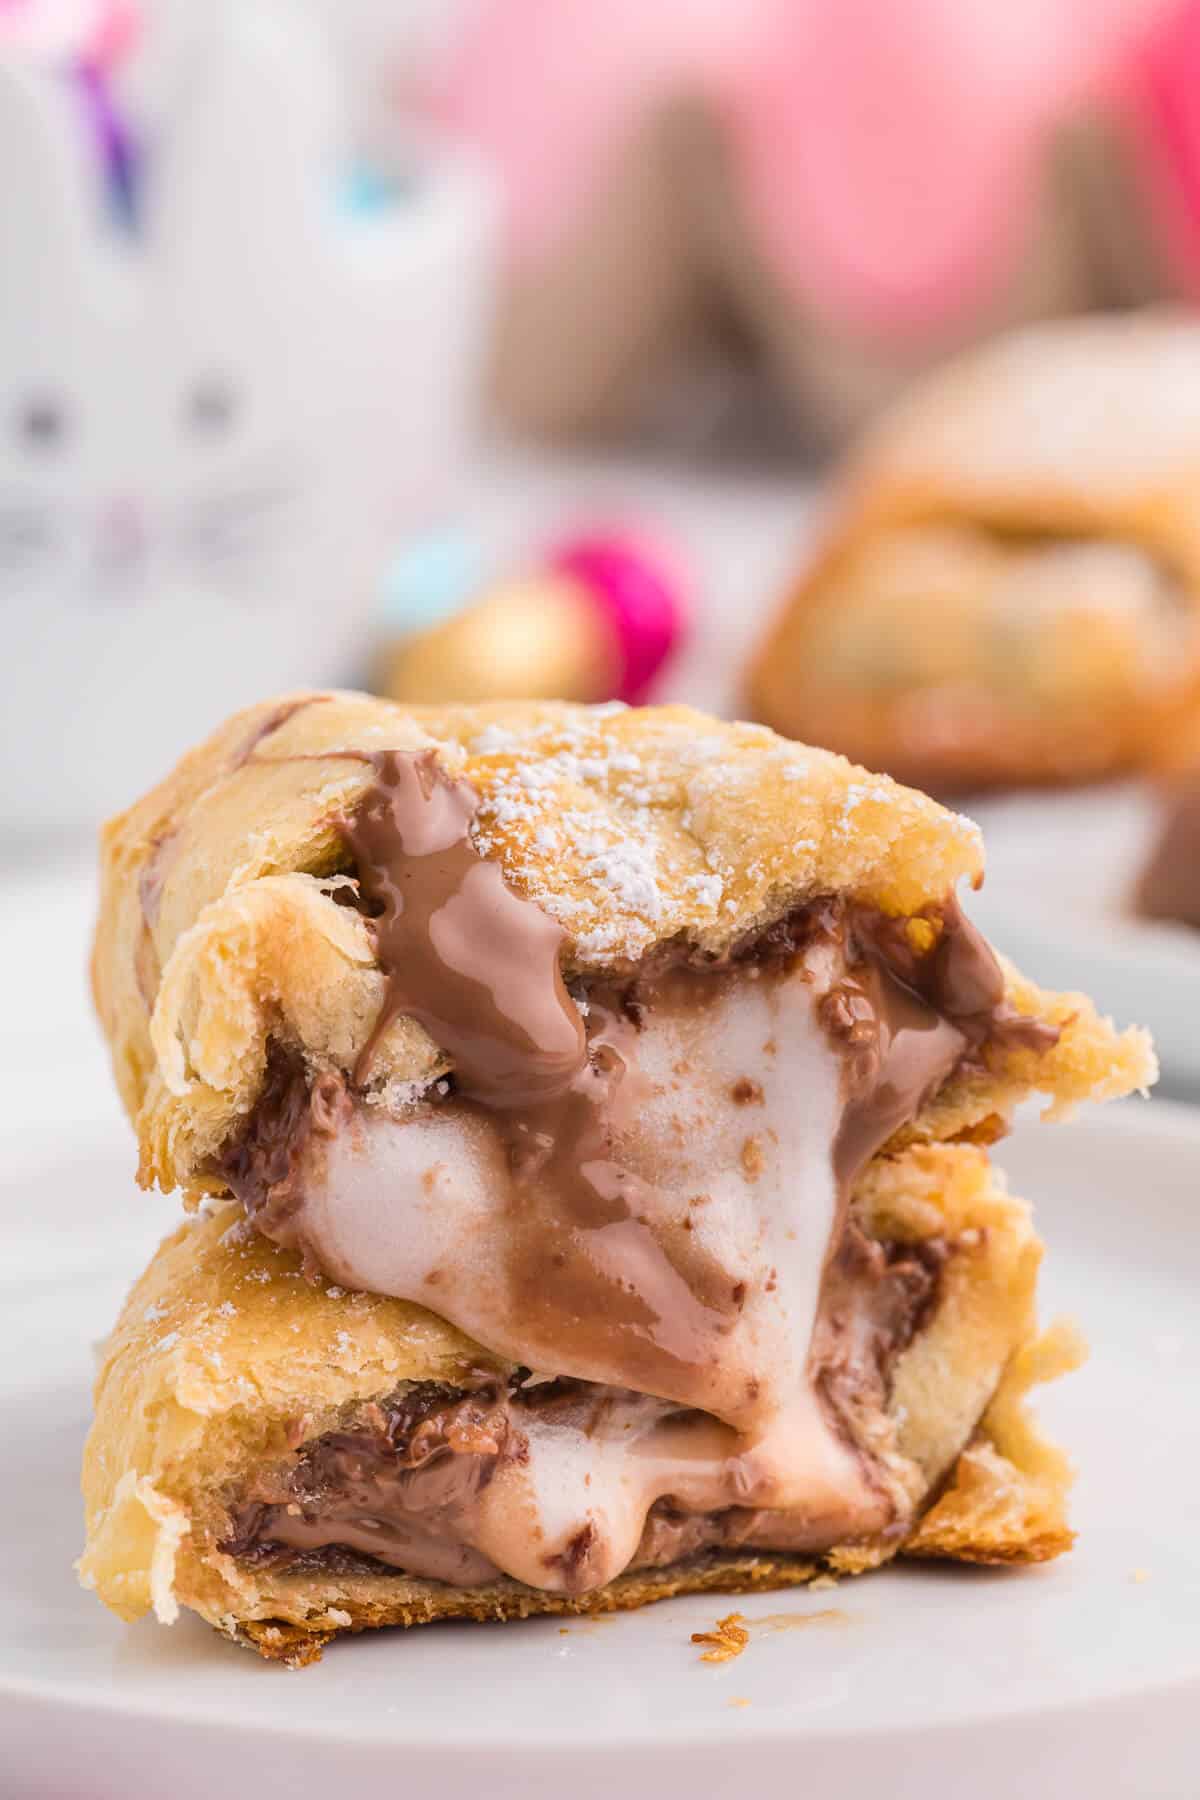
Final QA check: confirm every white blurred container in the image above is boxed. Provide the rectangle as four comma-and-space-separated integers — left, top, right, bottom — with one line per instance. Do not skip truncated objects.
0, 7, 495, 834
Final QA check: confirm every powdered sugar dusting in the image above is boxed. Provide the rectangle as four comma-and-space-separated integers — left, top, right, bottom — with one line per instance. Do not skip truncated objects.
470, 723, 522, 755
579, 837, 663, 920
451, 704, 981, 966
686, 872, 724, 910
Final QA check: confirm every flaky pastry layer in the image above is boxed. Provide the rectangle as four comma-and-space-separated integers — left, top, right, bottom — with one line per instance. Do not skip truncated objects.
92, 693, 1153, 1199
80, 1142, 1082, 1663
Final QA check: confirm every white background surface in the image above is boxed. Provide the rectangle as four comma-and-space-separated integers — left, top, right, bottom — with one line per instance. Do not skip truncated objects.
1, 845, 1199, 1797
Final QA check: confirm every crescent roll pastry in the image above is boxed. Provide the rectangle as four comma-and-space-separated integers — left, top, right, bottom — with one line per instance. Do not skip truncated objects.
82, 692, 1153, 1661
748, 313, 1200, 792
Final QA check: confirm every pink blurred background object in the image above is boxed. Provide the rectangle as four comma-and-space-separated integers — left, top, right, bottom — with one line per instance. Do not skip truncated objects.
0, 0, 137, 63
436, 0, 1199, 444
1120, 0, 1200, 295
550, 530, 689, 703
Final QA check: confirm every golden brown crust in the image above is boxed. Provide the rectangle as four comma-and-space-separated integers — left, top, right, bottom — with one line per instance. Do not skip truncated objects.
904, 1320, 1085, 1566
77, 1201, 504, 1629
79, 1146, 1083, 1661
92, 691, 1153, 1201
235, 1555, 828, 1667
748, 312, 1200, 791
230, 1481, 1075, 1663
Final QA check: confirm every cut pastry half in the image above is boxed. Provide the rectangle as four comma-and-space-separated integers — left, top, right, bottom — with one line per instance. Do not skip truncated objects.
83, 693, 1153, 1659
747, 312, 1200, 792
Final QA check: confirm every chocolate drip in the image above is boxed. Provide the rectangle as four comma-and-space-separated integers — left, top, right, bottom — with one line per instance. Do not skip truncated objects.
854, 897, 1059, 1061
344, 750, 586, 1105
810, 898, 1059, 1190
233, 695, 329, 771
222, 760, 1057, 1435
134, 696, 329, 1012
339, 752, 741, 1407
486, 983, 750, 1400
820, 947, 965, 1192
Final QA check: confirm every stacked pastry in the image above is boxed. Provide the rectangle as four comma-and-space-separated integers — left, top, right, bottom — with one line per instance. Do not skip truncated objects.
749, 313, 1200, 792
80, 692, 1153, 1663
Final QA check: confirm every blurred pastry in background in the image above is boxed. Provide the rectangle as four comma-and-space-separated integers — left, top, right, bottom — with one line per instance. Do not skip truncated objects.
375, 528, 688, 707
747, 312, 1200, 793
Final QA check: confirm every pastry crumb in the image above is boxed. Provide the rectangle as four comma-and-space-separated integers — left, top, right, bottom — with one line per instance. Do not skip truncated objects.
728, 1697, 751, 1710
692, 1612, 750, 1663
1131, 1568, 1150, 1584
693, 1606, 847, 1665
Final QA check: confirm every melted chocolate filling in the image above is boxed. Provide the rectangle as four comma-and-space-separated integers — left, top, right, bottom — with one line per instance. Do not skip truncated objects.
222, 750, 1054, 1244
343, 750, 586, 1104
211, 748, 1056, 1588
225, 1227, 942, 1585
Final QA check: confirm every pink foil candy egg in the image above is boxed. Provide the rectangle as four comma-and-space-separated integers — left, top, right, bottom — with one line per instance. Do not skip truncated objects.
378, 526, 689, 707
550, 528, 689, 703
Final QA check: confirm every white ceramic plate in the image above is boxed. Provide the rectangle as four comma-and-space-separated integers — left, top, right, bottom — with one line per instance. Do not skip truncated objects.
967, 784, 1200, 1091
1, 1096, 1197, 1799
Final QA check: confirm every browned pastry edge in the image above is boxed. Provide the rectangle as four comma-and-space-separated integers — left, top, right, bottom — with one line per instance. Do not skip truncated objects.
233, 1554, 832, 1667
231, 1497, 1074, 1667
